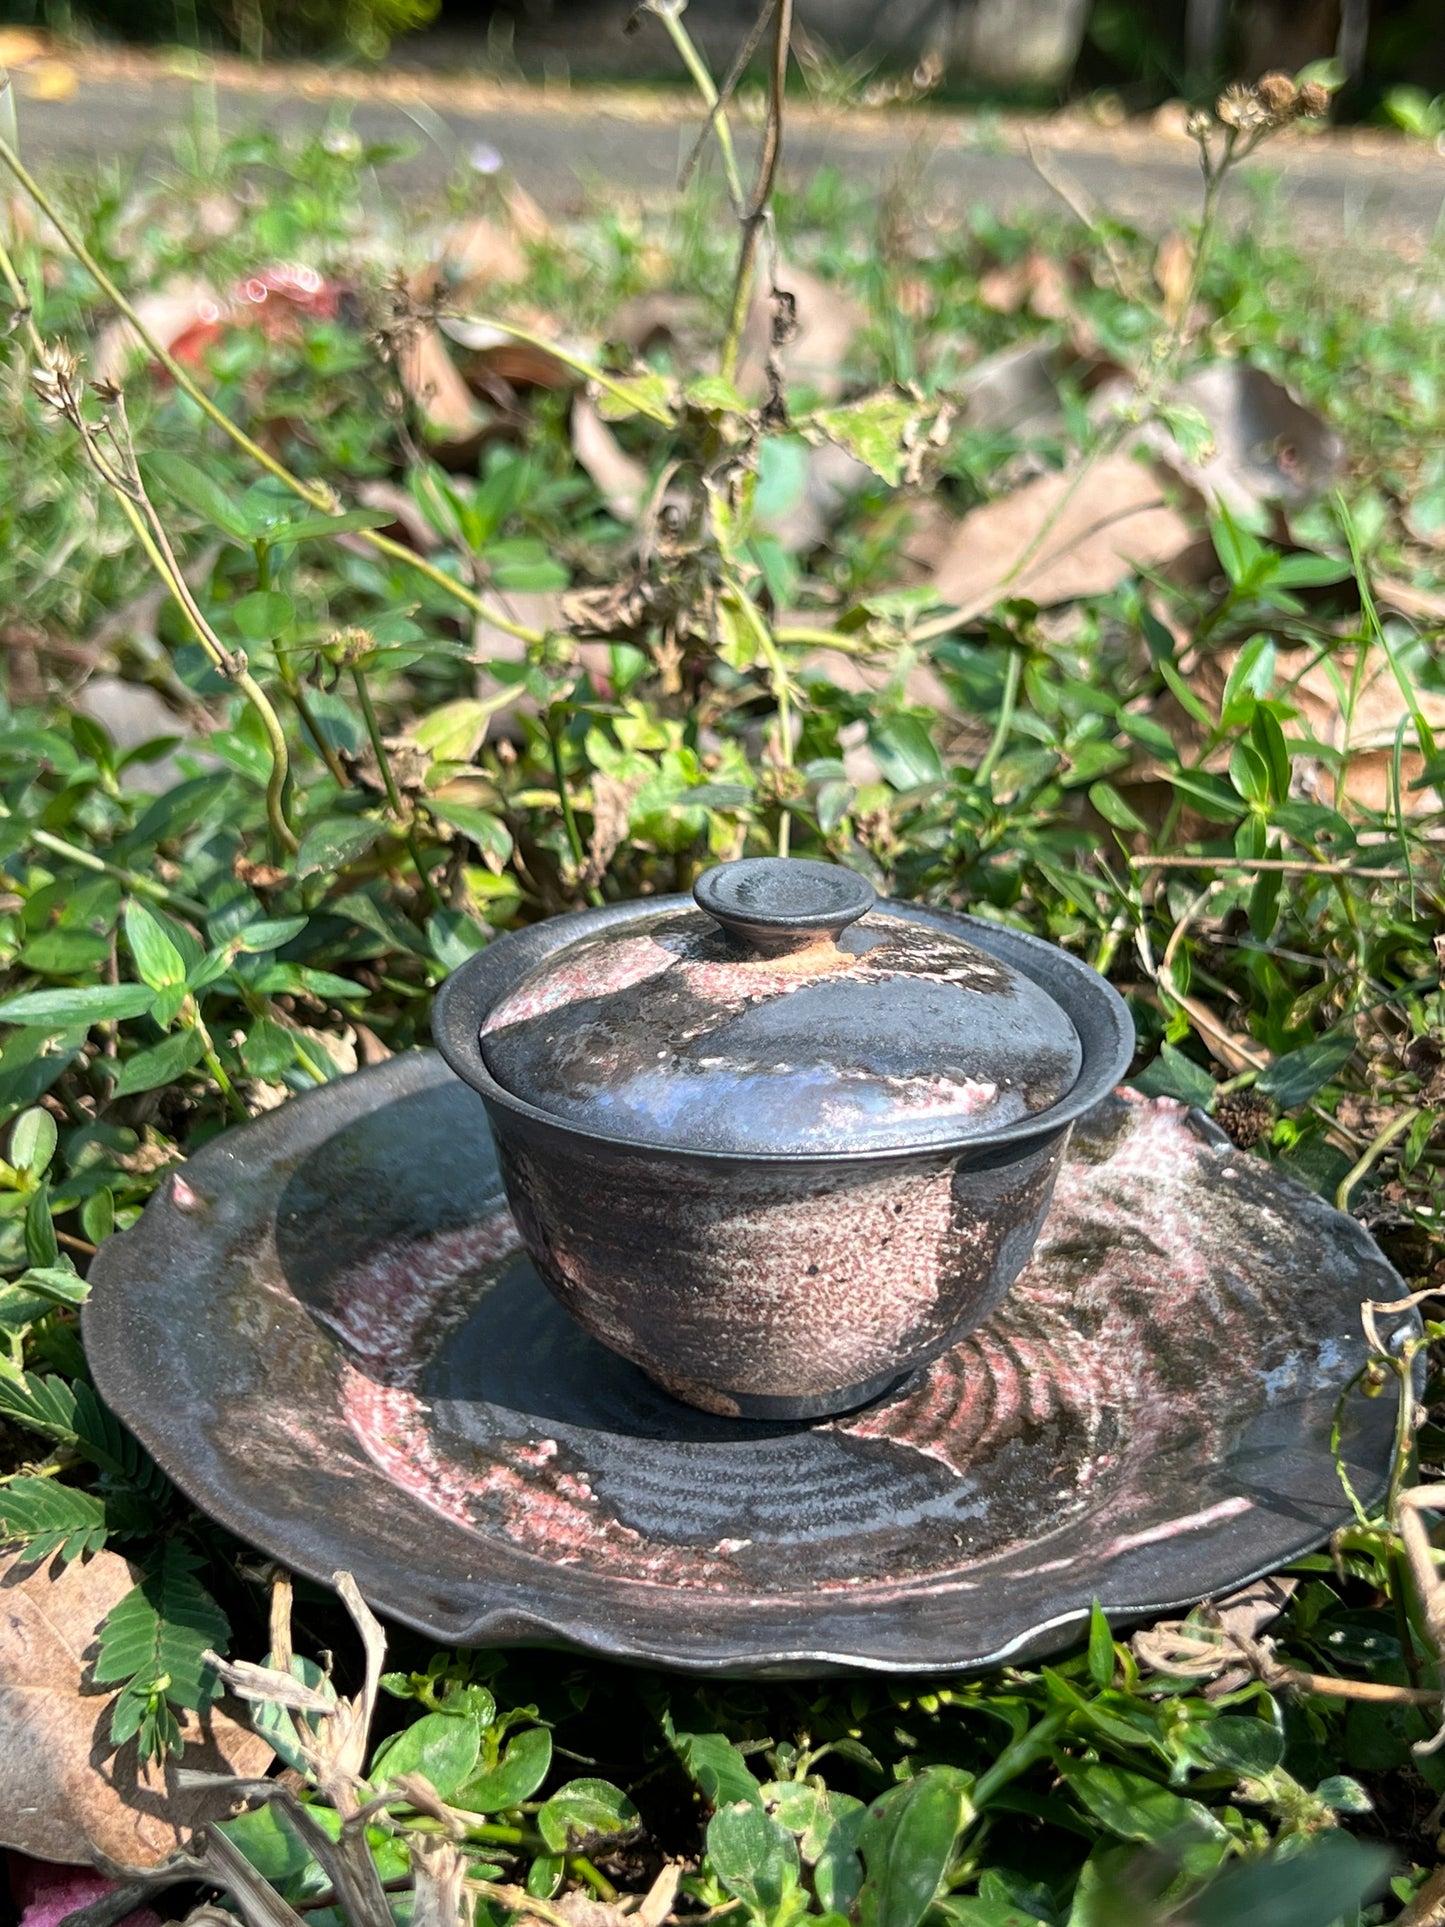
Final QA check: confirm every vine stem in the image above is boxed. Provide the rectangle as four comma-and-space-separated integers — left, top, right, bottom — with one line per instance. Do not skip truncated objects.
546, 710, 604, 908
973, 646, 1022, 791
191, 1010, 247, 1123
649, 0, 747, 210
350, 665, 445, 912
719, 0, 793, 385
8, 820, 209, 919
1336, 1106, 1423, 1215
0, 134, 544, 647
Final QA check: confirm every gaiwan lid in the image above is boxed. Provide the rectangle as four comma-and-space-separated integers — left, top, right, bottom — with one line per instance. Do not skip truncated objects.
479, 858, 1082, 1156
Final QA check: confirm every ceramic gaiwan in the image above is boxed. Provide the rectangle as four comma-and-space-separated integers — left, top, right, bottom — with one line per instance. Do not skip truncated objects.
434, 857, 1133, 1419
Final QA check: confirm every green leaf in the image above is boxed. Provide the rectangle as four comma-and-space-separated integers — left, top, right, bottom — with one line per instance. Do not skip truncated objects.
372, 1710, 482, 1799
266, 507, 394, 546
1130, 1043, 1215, 1108
1272, 553, 1353, 587
25, 1183, 58, 1270
538, 1778, 640, 1854
0, 1477, 133, 1563
1210, 505, 1264, 589
454, 1724, 553, 1812
1313, 1773, 1372, 1813
706, 1800, 802, 1922
1178, 1715, 1284, 1776
99, 1027, 207, 1099
1250, 706, 1291, 803
671, 1729, 764, 1810
232, 917, 308, 953
1118, 712, 1181, 762
0, 985, 157, 1027
684, 374, 749, 415
81, 1186, 115, 1246
527, 1854, 565, 1900
1087, 1601, 1114, 1691
1159, 401, 1214, 465
220, 1798, 339, 1887
1248, 867, 1282, 942
296, 814, 385, 878
1061, 1764, 1227, 1876
595, 371, 675, 424
241, 1017, 299, 1079
764, 1783, 864, 1911
857, 1767, 973, 1927
427, 908, 490, 971
1088, 783, 1147, 834
1228, 742, 1271, 806
141, 452, 256, 542
14, 1264, 89, 1308
8, 1107, 57, 1180
1160, 769, 1243, 823
1189, 1833, 1390, 1927
124, 901, 188, 992
812, 392, 921, 486
871, 714, 943, 791
232, 591, 295, 644
19, 928, 113, 974
935, 1900, 1047, 1926
1222, 634, 1275, 717
1257, 1032, 1355, 1108
427, 801, 513, 867
411, 699, 492, 764
94, 1543, 231, 1745
0, 1368, 159, 1487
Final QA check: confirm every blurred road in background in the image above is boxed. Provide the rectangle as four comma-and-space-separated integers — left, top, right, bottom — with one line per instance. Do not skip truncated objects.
7, 51, 1444, 247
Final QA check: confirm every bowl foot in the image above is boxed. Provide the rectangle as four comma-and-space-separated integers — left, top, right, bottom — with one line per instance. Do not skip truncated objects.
643, 1361, 914, 1422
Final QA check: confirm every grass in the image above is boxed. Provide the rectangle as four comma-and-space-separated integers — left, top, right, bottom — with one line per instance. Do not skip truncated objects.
0, 76, 1441, 1927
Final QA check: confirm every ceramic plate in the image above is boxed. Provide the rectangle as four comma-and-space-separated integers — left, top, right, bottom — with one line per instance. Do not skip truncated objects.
85, 1053, 1413, 1674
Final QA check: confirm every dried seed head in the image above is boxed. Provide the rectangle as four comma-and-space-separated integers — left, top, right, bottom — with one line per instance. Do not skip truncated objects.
1185, 109, 1213, 140
1256, 71, 1297, 116
1213, 1089, 1277, 1150
30, 343, 81, 416
90, 375, 122, 405
1215, 83, 1269, 132
1296, 81, 1332, 119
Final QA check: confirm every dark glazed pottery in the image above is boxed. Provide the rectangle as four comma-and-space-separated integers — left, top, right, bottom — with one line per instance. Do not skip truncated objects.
82, 1055, 1417, 1673
434, 862, 1134, 1419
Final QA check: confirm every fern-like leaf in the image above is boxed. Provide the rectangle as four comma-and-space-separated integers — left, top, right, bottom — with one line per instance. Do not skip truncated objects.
0, 1367, 169, 1499
0, 1477, 150, 1563
94, 1543, 231, 1761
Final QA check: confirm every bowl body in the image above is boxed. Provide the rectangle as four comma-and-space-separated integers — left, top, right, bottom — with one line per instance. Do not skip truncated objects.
434, 897, 1134, 1419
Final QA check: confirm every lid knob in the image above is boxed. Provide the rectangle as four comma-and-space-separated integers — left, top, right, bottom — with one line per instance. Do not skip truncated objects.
693, 858, 876, 957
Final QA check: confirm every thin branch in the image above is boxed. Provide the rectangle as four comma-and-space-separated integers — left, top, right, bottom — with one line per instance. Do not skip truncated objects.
1133, 855, 1414, 881
1336, 1105, 1423, 1213
719, 0, 793, 384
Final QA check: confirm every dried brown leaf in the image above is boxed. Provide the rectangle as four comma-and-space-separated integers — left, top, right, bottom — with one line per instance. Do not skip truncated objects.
395, 326, 489, 456
929, 454, 1195, 613
1154, 229, 1194, 323
979, 250, 1072, 322
584, 771, 644, 887
439, 217, 529, 300
0, 1548, 273, 1868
